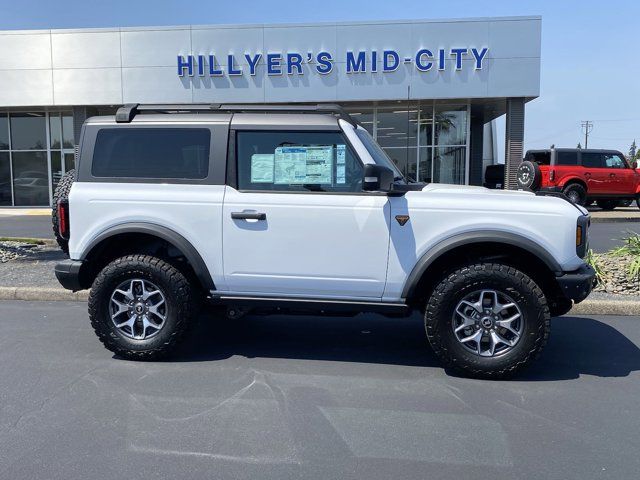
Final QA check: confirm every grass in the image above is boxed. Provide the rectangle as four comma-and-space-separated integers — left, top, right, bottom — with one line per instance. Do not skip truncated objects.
0, 237, 45, 245
585, 249, 607, 286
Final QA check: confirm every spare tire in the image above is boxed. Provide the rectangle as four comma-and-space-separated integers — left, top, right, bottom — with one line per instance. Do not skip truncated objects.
516, 161, 541, 190
51, 169, 75, 255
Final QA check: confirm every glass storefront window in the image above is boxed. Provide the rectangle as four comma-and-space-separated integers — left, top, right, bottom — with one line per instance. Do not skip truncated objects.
417, 105, 433, 147
434, 146, 467, 185
10, 113, 47, 150
418, 147, 432, 183
434, 105, 467, 146
49, 115, 62, 149
62, 115, 74, 148
0, 152, 11, 206
376, 106, 418, 148
51, 151, 63, 193
65, 152, 75, 171
12, 151, 49, 206
0, 115, 9, 150
382, 147, 417, 180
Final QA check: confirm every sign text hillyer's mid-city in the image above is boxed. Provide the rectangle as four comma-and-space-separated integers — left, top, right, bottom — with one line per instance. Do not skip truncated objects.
177, 47, 489, 77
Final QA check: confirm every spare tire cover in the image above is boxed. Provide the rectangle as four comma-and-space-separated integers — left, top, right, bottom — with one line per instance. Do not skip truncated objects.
517, 161, 541, 190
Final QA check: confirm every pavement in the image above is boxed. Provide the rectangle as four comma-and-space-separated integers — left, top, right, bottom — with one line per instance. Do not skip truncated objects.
0, 301, 639, 479
588, 221, 639, 252
587, 205, 640, 223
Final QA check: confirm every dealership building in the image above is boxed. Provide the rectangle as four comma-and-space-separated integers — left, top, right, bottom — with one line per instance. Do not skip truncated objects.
0, 15, 541, 207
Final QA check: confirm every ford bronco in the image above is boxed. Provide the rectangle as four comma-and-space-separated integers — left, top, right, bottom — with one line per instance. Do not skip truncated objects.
53, 104, 595, 378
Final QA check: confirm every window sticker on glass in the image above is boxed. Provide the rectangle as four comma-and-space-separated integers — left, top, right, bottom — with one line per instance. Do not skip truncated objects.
337, 144, 346, 164
336, 164, 346, 184
274, 145, 334, 184
250, 154, 274, 183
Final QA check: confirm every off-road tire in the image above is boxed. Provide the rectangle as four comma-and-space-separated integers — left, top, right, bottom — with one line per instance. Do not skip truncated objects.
51, 169, 75, 254
636, 195, 640, 211
425, 263, 551, 379
562, 183, 587, 206
88, 255, 197, 360
596, 199, 619, 211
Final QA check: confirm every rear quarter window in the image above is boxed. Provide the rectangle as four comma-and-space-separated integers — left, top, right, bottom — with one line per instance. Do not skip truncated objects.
91, 127, 210, 179
525, 151, 551, 165
555, 151, 579, 166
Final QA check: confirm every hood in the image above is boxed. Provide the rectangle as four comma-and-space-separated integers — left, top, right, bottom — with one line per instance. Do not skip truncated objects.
420, 183, 535, 198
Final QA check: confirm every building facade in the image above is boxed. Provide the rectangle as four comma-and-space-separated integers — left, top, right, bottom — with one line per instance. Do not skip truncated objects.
0, 16, 541, 207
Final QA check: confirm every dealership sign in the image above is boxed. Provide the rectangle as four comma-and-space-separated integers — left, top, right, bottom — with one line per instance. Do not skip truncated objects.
177, 47, 489, 77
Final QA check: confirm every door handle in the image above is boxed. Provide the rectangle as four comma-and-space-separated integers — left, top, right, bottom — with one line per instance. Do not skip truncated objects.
231, 212, 267, 220
610, 173, 616, 178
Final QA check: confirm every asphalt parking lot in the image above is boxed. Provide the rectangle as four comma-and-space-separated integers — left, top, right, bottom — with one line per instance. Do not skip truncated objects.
1, 301, 639, 479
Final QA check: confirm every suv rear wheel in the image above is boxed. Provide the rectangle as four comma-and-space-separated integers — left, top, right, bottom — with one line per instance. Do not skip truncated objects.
425, 263, 550, 379
562, 183, 587, 206
88, 254, 197, 360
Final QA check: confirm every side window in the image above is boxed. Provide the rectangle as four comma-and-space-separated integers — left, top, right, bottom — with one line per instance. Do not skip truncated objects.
555, 151, 578, 165
92, 128, 210, 179
603, 153, 627, 169
581, 152, 602, 168
236, 131, 364, 192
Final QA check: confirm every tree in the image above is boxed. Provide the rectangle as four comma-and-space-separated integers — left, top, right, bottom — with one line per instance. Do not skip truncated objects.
577, 142, 582, 149
630, 140, 637, 160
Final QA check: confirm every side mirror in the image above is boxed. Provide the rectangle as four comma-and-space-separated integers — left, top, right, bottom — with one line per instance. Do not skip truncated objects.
362, 164, 395, 192
633, 161, 638, 170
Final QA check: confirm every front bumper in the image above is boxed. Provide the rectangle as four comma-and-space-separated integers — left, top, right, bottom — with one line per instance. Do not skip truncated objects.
54, 259, 84, 291
555, 264, 596, 304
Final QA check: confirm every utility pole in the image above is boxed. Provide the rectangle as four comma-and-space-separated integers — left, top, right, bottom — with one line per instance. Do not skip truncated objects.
581, 121, 593, 148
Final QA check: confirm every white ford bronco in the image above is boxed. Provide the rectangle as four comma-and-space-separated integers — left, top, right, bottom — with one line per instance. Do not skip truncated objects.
54, 103, 595, 378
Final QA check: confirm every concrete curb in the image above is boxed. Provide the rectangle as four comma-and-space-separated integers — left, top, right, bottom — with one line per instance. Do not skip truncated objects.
0, 287, 88, 302
569, 298, 639, 316
590, 216, 640, 224
0, 286, 637, 316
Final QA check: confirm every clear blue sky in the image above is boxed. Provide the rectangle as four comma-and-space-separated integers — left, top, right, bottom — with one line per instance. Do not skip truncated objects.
1, 0, 639, 159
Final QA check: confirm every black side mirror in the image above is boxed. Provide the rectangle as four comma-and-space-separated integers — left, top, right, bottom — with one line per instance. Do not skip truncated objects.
633, 161, 638, 170
362, 164, 395, 192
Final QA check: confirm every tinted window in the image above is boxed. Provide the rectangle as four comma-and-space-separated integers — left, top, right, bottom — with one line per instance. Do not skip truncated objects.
237, 131, 363, 192
525, 151, 550, 165
581, 153, 602, 168
603, 153, 626, 169
92, 128, 210, 179
556, 151, 579, 165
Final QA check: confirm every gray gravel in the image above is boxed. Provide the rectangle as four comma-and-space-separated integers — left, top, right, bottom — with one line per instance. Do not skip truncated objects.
0, 241, 64, 287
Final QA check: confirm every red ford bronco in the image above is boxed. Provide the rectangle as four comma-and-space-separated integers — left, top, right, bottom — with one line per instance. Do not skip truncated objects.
517, 148, 640, 209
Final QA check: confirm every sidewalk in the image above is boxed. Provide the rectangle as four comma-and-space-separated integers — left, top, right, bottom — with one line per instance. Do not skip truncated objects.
588, 206, 640, 223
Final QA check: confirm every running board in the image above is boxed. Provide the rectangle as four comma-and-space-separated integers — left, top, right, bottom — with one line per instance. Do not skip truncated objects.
209, 293, 411, 316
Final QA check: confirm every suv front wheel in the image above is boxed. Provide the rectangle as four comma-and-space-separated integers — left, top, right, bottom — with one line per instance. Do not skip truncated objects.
425, 263, 550, 378
88, 254, 197, 360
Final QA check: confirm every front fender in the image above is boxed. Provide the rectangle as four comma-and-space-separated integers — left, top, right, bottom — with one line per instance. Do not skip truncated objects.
401, 230, 563, 299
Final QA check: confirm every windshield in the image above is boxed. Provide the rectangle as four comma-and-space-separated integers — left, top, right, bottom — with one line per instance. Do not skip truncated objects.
354, 127, 406, 182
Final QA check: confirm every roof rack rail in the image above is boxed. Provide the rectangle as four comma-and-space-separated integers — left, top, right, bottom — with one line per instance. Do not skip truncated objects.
114, 103, 359, 126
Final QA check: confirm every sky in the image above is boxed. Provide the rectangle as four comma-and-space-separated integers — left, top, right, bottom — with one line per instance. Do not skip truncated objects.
1, 0, 639, 160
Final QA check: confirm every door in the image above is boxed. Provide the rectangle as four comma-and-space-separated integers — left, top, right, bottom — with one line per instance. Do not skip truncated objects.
222, 129, 391, 298
602, 152, 635, 195
580, 152, 608, 194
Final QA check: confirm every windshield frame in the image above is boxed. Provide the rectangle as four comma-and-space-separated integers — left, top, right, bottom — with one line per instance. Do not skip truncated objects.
354, 126, 406, 182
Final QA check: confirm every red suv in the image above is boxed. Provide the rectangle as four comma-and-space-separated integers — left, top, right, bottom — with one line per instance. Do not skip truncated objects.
517, 148, 640, 209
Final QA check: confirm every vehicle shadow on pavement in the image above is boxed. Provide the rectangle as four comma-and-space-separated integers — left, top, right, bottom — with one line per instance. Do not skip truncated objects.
517, 316, 640, 381
166, 312, 640, 380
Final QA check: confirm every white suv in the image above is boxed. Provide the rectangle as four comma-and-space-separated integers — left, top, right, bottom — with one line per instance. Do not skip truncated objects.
54, 103, 595, 378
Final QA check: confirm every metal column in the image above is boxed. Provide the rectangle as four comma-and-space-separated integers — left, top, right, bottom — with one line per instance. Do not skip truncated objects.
504, 98, 525, 190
